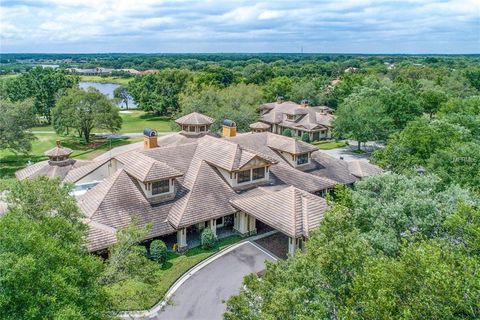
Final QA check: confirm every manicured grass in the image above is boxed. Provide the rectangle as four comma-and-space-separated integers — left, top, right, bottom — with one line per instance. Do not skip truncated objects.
312, 140, 347, 150
111, 235, 243, 311
30, 111, 173, 134
0, 133, 142, 178
116, 110, 173, 133
79, 75, 133, 85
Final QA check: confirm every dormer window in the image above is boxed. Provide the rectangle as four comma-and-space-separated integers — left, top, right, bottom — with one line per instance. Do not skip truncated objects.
286, 114, 295, 121
237, 170, 251, 184
296, 153, 309, 165
152, 179, 170, 195
252, 167, 265, 180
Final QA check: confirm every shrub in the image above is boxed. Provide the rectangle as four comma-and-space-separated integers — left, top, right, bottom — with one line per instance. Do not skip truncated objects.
282, 128, 292, 137
201, 228, 217, 250
150, 240, 168, 265
301, 132, 310, 143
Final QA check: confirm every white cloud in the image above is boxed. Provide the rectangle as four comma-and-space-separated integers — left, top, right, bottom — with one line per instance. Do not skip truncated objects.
0, 0, 478, 53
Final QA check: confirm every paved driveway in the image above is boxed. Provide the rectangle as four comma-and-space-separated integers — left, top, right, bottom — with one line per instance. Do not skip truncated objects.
156, 241, 275, 320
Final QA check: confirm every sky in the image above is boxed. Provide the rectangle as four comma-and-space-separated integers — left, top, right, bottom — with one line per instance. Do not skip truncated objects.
1, 0, 479, 54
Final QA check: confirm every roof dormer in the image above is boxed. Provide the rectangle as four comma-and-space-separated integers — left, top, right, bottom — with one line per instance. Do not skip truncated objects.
175, 112, 214, 135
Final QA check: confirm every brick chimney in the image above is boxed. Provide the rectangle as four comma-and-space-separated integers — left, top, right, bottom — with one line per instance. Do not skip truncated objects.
143, 128, 158, 149
300, 99, 309, 107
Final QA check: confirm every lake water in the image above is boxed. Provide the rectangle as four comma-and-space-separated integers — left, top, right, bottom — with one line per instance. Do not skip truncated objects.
78, 81, 137, 109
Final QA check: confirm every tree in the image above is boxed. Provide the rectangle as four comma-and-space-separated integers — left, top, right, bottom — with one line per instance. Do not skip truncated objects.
149, 240, 168, 265
102, 220, 161, 311
343, 240, 480, 319
301, 132, 310, 143
333, 91, 393, 150
201, 228, 216, 249
178, 83, 263, 132
420, 88, 447, 119
53, 88, 122, 143
128, 69, 191, 115
0, 99, 36, 153
0, 178, 111, 319
427, 142, 480, 191
348, 173, 475, 256
263, 76, 293, 101
465, 68, 480, 90
113, 85, 130, 110
282, 128, 292, 137
379, 83, 422, 130
372, 118, 469, 172
4, 67, 78, 121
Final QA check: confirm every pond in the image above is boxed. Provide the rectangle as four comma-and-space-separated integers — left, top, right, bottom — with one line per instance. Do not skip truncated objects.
78, 81, 137, 109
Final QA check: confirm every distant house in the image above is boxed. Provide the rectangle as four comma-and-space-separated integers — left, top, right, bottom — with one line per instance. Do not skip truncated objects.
259, 98, 335, 141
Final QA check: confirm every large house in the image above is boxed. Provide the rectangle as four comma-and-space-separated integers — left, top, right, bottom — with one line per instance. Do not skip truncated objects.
15, 112, 381, 254
259, 98, 335, 141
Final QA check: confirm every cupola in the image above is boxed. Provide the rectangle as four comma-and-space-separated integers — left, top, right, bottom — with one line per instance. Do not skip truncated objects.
44, 140, 74, 166
175, 112, 214, 135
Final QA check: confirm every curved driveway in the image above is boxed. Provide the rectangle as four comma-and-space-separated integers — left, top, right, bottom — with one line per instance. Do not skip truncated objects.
157, 241, 276, 320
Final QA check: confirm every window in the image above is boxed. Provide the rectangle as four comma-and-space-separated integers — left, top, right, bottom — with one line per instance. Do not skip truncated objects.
297, 153, 309, 165
252, 167, 265, 180
151, 179, 170, 195
286, 114, 295, 121
216, 217, 223, 226
200, 125, 206, 132
188, 126, 196, 132
237, 169, 251, 184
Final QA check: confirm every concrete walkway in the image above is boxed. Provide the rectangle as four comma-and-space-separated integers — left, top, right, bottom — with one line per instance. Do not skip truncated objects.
121, 237, 277, 320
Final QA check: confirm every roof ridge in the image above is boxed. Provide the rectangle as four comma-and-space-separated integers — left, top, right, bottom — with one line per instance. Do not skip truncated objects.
80, 168, 125, 219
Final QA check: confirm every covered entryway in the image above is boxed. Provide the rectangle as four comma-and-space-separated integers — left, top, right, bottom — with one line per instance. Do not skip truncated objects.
230, 185, 329, 255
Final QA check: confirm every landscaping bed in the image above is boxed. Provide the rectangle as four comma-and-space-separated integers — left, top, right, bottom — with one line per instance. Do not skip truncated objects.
106, 235, 243, 311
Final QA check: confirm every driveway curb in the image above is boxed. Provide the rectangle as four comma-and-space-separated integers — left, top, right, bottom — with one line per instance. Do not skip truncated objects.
120, 231, 279, 320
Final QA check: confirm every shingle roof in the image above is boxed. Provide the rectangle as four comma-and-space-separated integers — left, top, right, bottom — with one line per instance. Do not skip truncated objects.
249, 122, 271, 130
116, 151, 183, 182
310, 151, 358, 185
267, 134, 318, 154
44, 145, 73, 157
167, 160, 237, 228
260, 101, 334, 132
230, 186, 329, 238
15, 159, 91, 181
270, 164, 337, 193
175, 112, 214, 125
77, 169, 175, 251
347, 160, 383, 178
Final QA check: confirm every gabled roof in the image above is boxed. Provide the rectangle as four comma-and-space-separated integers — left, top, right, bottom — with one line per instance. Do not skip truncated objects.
194, 135, 276, 172
267, 134, 317, 154
230, 186, 329, 238
116, 151, 183, 182
175, 112, 214, 125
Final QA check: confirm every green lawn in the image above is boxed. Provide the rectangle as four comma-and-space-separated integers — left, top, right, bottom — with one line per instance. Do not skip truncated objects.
312, 140, 347, 150
30, 110, 173, 134
0, 133, 142, 179
108, 235, 243, 311
117, 110, 173, 133
79, 75, 133, 85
